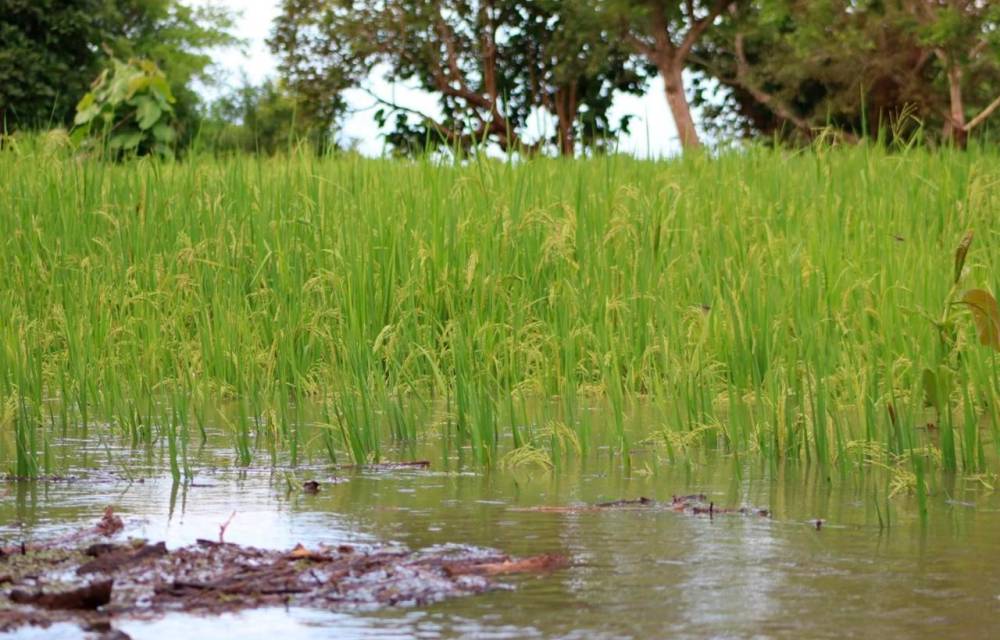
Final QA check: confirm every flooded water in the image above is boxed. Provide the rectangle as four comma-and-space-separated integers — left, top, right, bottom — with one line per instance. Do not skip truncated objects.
3, 429, 1000, 639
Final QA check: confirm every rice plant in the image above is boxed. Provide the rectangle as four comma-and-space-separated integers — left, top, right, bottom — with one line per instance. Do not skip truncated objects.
2, 140, 999, 488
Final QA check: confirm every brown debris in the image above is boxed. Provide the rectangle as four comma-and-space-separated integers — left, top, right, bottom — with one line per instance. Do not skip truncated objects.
672, 493, 709, 504
77, 542, 167, 575
83, 618, 133, 639
10, 580, 113, 610
95, 508, 124, 537
445, 554, 568, 576
286, 543, 331, 562
338, 460, 431, 471
0, 512, 567, 634
512, 497, 659, 514
512, 494, 770, 519
302, 480, 321, 493
217, 511, 236, 544
3, 475, 79, 483
595, 497, 655, 508
1, 507, 127, 558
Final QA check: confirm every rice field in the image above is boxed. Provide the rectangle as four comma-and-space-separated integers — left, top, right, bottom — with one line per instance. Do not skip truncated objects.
2, 142, 999, 498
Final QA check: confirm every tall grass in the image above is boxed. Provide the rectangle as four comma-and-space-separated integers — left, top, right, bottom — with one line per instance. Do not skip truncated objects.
1, 140, 999, 484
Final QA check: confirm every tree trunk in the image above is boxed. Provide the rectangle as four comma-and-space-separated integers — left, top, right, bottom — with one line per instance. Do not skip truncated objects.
557, 119, 575, 156
554, 87, 577, 157
661, 62, 700, 150
945, 61, 967, 148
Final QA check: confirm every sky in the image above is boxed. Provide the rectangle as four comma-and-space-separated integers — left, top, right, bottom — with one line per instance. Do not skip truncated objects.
194, 0, 682, 157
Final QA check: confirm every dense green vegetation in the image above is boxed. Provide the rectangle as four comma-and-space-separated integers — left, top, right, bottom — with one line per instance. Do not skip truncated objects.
1, 144, 998, 499
0, 0, 235, 138
6, 2, 998, 158
72, 57, 180, 159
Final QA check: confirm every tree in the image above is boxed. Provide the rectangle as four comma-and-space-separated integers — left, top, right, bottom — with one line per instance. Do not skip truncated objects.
109, 0, 240, 144
0, 0, 237, 135
609, 0, 738, 150
908, 0, 1000, 146
690, 1, 1000, 146
272, 0, 531, 154
268, 0, 371, 148
271, 0, 647, 156
201, 77, 331, 154
510, 0, 646, 155
0, 0, 116, 129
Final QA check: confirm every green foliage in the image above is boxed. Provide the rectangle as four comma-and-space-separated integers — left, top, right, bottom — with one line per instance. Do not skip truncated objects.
106, 0, 240, 146
73, 57, 178, 158
1, 0, 237, 141
691, 0, 1000, 145
918, 231, 999, 473
0, 0, 117, 129
200, 78, 331, 155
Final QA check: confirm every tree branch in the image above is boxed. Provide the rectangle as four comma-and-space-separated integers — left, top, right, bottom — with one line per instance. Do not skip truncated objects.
964, 94, 1000, 132
434, 16, 475, 100
622, 31, 657, 59
732, 35, 810, 133
677, 0, 730, 61
649, 2, 675, 62
478, 2, 501, 110
968, 38, 989, 61
360, 88, 464, 143
731, 33, 856, 143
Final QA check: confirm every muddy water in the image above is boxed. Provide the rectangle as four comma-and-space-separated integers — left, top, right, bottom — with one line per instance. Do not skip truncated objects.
3, 432, 1000, 639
